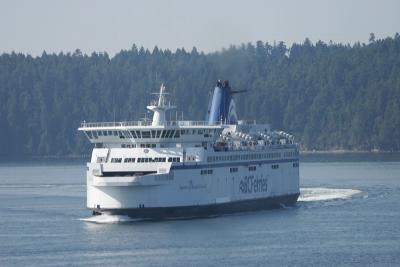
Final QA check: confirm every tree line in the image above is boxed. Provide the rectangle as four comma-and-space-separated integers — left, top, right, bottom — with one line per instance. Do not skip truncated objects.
1, 34, 399, 158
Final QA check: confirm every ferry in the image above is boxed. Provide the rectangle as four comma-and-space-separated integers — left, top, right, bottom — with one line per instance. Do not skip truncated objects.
79, 80, 300, 219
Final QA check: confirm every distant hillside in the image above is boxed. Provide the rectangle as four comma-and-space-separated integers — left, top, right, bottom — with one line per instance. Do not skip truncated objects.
1, 34, 399, 158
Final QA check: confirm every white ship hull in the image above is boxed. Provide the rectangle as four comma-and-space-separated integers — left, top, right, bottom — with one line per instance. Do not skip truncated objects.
87, 158, 299, 219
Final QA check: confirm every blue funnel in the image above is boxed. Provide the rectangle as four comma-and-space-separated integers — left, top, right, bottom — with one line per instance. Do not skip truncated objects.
207, 80, 239, 125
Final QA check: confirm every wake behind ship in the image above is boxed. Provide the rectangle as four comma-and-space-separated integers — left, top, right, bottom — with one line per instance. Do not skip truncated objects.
79, 80, 300, 219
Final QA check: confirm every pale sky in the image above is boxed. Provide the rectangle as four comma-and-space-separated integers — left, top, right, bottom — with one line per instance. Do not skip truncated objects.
0, 0, 399, 56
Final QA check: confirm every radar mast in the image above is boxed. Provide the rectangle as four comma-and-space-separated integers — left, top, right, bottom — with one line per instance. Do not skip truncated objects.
147, 84, 176, 126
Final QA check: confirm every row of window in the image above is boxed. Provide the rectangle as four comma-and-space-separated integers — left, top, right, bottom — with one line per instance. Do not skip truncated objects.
87, 130, 121, 139
283, 151, 298, 157
207, 152, 282, 163
137, 157, 166, 163
110, 158, 289, 170
205, 164, 280, 174
168, 157, 181, 162
110, 157, 180, 163
293, 162, 299, 168
86, 128, 218, 140
124, 158, 135, 163
133, 129, 180, 139
200, 169, 214, 175
121, 144, 157, 148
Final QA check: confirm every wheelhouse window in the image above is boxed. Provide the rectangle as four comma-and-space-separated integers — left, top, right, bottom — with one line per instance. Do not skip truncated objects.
167, 130, 175, 138
130, 130, 137, 138
142, 131, 151, 138
86, 131, 93, 139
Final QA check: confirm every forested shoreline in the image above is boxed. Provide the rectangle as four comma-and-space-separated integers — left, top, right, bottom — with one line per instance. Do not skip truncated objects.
1, 34, 399, 158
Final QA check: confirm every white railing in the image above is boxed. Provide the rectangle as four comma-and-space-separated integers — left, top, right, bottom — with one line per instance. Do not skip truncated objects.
79, 120, 229, 128
79, 119, 259, 129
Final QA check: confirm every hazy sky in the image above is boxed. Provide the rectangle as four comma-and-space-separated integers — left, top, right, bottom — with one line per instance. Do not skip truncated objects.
0, 0, 399, 56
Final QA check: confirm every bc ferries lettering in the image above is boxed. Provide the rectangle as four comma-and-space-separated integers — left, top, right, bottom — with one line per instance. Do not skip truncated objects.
239, 175, 268, 194
180, 180, 207, 190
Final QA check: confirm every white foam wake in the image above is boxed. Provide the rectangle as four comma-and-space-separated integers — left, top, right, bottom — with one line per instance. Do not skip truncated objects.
80, 214, 136, 224
299, 187, 362, 202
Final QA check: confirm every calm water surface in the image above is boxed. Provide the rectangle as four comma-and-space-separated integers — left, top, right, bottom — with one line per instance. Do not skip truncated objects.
0, 154, 399, 266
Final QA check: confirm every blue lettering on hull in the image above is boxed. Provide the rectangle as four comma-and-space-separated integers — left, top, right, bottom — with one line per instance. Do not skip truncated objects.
239, 175, 268, 194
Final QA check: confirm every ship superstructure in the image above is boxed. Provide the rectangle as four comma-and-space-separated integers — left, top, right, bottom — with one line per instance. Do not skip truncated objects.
79, 81, 300, 219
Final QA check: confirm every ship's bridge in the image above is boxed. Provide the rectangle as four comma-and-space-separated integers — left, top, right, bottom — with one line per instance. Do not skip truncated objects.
79, 84, 228, 149
78, 120, 225, 148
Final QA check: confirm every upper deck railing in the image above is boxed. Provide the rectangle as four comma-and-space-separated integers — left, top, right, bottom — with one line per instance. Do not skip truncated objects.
79, 120, 257, 129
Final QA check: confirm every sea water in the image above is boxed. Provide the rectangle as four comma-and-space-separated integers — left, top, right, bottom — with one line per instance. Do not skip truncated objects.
0, 154, 399, 266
